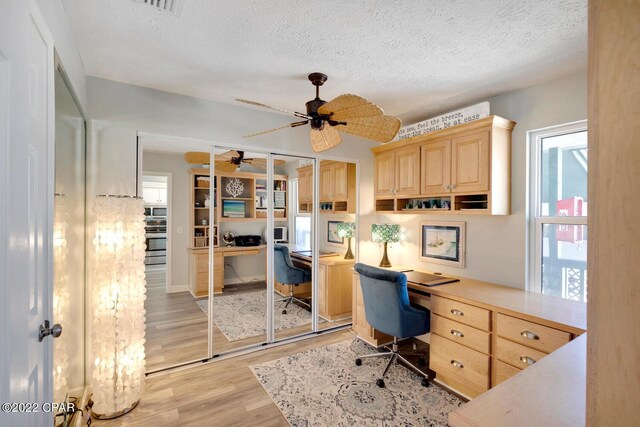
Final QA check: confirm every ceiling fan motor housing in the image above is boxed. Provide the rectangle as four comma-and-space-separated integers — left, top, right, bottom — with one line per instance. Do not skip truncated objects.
306, 98, 327, 129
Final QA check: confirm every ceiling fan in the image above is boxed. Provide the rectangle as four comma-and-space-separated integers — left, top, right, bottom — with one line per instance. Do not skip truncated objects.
236, 73, 401, 152
184, 150, 285, 173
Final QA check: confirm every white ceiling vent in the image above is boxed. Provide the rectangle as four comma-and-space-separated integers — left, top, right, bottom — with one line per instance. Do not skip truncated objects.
134, 0, 184, 15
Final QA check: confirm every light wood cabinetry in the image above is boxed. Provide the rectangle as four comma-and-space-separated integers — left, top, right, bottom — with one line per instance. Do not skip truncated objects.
374, 145, 421, 197
297, 165, 313, 213
372, 116, 515, 215
352, 268, 586, 400
188, 248, 223, 297
298, 161, 356, 213
421, 139, 451, 195
351, 273, 392, 347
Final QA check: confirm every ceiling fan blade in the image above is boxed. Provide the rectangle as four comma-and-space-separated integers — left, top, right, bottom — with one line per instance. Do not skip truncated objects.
318, 94, 383, 120
244, 158, 286, 169
236, 99, 311, 120
335, 115, 401, 143
242, 120, 309, 138
184, 151, 212, 164
215, 150, 240, 162
214, 160, 238, 173
310, 126, 342, 152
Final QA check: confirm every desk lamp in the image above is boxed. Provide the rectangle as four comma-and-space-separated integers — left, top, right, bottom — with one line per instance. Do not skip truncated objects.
336, 222, 355, 259
372, 224, 400, 267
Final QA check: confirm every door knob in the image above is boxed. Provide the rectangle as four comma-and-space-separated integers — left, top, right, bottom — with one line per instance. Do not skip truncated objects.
39, 320, 62, 342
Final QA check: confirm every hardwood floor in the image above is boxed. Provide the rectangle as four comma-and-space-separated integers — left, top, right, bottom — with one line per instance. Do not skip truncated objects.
144, 266, 351, 372
94, 330, 354, 426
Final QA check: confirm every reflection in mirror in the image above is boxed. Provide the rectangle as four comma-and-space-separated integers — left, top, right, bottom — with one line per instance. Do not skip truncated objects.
53, 66, 86, 424
140, 139, 211, 372
274, 155, 313, 341
211, 148, 272, 353
316, 161, 358, 332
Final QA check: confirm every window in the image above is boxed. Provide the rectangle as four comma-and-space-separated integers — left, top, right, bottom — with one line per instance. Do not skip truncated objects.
529, 121, 588, 302
289, 179, 311, 249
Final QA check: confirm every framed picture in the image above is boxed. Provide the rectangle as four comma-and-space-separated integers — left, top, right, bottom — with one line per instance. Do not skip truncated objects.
327, 220, 344, 244
419, 221, 466, 267
222, 199, 245, 218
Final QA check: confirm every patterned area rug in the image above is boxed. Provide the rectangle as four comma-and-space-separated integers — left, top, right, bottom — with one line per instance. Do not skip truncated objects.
196, 290, 313, 342
251, 339, 463, 426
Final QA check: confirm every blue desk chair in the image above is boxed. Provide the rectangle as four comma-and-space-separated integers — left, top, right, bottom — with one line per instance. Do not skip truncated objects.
354, 263, 431, 388
274, 245, 311, 314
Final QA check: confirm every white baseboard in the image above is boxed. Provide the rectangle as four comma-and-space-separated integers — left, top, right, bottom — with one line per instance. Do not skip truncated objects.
167, 284, 189, 293
224, 275, 266, 285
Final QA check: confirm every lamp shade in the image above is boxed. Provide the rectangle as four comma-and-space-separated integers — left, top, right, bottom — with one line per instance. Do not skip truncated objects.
371, 223, 400, 243
336, 222, 355, 238
91, 195, 146, 419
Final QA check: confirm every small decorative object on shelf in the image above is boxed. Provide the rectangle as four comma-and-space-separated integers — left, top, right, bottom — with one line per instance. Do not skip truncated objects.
204, 193, 211, 207
222, 231, 235, 247
225, 177, 244, 198
372, 223, 400, 267
336, 222, 356, 259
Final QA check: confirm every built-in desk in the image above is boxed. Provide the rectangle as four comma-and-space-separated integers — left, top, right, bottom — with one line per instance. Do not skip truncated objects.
352, 267, 586, 400
189, 245, 355, 321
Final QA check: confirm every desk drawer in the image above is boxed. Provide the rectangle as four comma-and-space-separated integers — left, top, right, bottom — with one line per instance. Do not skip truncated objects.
496, 337, 547, 369
496, 313, 571, 354
431, 314, 490, 354
224, 248, 260, 257
430, 333, 490, 398
432, 295, 490, 331
494, 360, 522, 386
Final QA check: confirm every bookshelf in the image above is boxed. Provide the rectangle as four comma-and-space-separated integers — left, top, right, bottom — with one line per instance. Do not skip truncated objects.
189, 168, 218, 248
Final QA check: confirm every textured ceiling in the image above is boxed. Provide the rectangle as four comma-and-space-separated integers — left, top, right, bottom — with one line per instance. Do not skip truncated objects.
62, 0, 587, 124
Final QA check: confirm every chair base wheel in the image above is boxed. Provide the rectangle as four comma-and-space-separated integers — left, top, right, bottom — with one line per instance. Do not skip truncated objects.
376, 379, 385, 388
282, 310, 287, 314
421, 378, 430, 387
355, 358, 362, 366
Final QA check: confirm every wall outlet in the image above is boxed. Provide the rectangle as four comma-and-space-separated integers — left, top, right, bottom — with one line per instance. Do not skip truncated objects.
177, 226, 183, 234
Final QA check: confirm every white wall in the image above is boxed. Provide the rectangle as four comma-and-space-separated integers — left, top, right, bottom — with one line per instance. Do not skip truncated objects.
142, 152, 191, 291
364, 71, 588, 288
87, 71, 587, 290
36, 0, 86, 108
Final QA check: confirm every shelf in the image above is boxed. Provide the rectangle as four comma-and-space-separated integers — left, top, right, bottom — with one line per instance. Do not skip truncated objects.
220, 197, 253, 201
194, 187, 211, 190
194, 207, 210, 209
401, 208, 451, 212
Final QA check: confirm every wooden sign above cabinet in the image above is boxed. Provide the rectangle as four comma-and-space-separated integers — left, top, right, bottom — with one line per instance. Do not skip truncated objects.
371, 116, 515, 215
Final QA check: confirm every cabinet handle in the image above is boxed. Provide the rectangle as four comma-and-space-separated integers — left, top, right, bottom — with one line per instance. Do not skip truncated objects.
520, 330, 540, 340
450, 329, 464, 338
450, 308, 464, 316
450, 360, 464, 369
520, 356, 536, 366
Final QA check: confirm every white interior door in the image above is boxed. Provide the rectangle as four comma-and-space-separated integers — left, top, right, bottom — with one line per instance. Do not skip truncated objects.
0, 1, 55, 425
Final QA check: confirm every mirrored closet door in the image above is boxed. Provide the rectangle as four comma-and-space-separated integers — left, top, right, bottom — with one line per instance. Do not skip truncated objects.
139, 139, 212, 372
53, 63, 86, 416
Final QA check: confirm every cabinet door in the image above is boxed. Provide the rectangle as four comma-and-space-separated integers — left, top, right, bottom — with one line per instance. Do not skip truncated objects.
395, 145, 421, 196
421, 139, 451, 195
298, 168, 311, 202
318, 264, 327, 318
333, 163, 349, 200
319, 164, 333, 201
451, 130, 490, 193
374, 152, 395, 197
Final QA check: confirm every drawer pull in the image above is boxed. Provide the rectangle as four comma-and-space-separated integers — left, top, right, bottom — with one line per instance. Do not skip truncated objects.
450, 359, 464, 369
450, 329, 464, 338
519, 356, 536, 366
450, 309, 464, 316
520, 330, 540, 340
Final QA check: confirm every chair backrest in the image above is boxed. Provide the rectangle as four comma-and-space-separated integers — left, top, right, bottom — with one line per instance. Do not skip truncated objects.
354, 263, 428, 339
273, 245, 303, 284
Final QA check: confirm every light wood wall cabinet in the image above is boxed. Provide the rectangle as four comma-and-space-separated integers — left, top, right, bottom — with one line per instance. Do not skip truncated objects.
297, 165, 313, 213
298, 161, 356, 213
372, 116, 515, 215
374, 145, 421, 197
